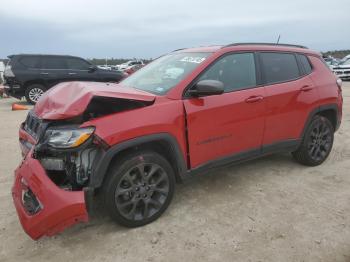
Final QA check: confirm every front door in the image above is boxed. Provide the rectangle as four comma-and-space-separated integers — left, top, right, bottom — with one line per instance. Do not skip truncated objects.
183, 52, 266, 168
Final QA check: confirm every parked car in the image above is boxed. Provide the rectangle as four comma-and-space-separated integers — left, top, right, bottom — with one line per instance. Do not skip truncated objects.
332, 59, 350, 80
97, 65, 112, 70
0, 61, 5, 83
117, 60, 144, 70
324, 57, 340, 68
3, 54, 126, 104
124, 64, 144, 75
13, 43, 342, 239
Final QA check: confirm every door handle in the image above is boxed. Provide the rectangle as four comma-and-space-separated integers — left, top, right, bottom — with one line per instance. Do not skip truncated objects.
245, 95, 264, 103
68, 72, 77, 75
40, 72, 49, 75
300, 85, 313, 92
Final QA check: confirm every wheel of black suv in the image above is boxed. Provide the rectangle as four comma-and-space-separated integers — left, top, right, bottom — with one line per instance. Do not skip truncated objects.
103, 151, 175, 227
25, 84, 45, 104
292, 115, 334, 166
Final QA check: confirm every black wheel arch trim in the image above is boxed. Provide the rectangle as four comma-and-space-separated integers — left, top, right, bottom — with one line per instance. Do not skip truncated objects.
301, 104, 340, 139
89, 133, 187, 188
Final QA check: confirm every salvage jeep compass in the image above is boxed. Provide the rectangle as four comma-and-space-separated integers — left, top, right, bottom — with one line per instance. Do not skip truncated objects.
12, 43, 343, 239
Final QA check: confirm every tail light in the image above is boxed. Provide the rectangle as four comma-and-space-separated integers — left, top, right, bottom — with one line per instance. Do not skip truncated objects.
336, 78, 342, 91
4, 65, 15, 77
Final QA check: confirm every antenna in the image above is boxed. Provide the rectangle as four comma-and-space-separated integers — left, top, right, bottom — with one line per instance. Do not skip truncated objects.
276, 34, 281, 44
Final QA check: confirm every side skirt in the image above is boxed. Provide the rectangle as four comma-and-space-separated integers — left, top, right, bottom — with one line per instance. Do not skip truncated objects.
181, 139, 300, 181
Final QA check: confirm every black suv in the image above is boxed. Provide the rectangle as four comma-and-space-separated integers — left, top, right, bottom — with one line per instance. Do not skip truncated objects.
3, 54, 126, 104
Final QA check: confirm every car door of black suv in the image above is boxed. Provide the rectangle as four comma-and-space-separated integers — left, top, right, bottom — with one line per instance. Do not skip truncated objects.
39, 56, 71, 87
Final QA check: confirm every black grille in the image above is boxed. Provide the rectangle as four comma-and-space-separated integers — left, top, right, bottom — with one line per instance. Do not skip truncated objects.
24, 111, 47, 139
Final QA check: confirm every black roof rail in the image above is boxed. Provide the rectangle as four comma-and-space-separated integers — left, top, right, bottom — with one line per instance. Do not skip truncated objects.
222, 43, 308, 49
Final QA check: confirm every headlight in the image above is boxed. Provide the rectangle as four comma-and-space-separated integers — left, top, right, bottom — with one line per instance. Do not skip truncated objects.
44, 127, 95, 149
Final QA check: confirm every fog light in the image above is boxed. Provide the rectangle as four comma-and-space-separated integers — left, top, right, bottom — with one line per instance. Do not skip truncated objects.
21, 178, 43, 215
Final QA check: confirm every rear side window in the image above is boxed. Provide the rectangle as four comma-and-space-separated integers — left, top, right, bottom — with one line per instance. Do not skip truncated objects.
199, 52, 256, 92
260, 52, 300, 84
42, 57, 67, 69
66, 58, 90, 70
297, 54, 313, 75
19, 56, 41, 68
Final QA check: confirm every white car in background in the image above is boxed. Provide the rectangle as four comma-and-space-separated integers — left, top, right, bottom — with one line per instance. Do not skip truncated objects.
332, 58, 350, 80
97, 65, 112, 70
0, 61, 5, 82
117, 60, 144, 71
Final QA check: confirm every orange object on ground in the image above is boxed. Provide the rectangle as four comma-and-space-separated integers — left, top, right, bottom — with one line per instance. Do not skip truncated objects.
12, 103, 28, 111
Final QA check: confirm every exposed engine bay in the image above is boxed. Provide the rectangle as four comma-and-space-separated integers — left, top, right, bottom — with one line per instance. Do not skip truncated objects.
24, 95, 154, 191
38, 146, 100, 190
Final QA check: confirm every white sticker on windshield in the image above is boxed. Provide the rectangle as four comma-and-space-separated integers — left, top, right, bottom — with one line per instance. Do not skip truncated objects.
180, 56, 206, 64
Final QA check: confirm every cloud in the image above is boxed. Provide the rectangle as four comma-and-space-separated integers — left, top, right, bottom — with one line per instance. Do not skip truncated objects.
0, 0, 349, 58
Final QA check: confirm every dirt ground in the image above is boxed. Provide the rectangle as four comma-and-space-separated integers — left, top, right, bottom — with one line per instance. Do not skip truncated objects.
0, 83, 349, 262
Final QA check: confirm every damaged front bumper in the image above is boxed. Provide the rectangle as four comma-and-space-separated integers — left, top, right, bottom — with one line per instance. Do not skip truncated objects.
12, 149, 89, 240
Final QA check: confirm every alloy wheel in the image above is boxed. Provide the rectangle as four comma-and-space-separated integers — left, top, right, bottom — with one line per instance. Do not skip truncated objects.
114, 163, 170, 221
308, 121, 332, 162
28, 88, 44, 103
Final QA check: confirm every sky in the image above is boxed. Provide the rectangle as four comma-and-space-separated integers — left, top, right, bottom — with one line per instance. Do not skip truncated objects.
0, 0, 349, 59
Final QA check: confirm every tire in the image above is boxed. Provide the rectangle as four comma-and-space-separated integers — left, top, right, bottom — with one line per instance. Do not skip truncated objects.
25, 84, 46, 104
292, 115, 334, 166
103, 150, 175, 227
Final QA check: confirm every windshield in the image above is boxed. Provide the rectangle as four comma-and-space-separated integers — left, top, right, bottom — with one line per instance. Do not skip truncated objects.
121, 52, 211, 95
340, 59, 350, 65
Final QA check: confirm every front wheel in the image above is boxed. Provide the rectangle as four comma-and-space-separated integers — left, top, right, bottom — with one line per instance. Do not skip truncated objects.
292, 115, 334, 166
103, 151, 175, 227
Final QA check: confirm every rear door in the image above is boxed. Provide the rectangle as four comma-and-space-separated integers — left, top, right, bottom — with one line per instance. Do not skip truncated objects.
183, 52, 266, 168
259, 52, 317, 147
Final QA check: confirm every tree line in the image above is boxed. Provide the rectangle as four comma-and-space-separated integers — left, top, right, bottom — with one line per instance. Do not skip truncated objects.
322, 50, 350, 59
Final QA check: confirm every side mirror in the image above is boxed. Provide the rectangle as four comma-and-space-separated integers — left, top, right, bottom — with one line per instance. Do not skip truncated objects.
189, 80, 224, 97
88, 65, 97, 72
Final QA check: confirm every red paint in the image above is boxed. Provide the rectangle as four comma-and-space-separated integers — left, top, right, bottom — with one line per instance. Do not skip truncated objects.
34, 81, 155, 120
12, 150, 88, 240
13, 44, 343, 239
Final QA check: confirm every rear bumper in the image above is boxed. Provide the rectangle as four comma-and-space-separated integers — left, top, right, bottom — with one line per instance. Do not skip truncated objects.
3, 84, 24, 98
12, 150, 89, 240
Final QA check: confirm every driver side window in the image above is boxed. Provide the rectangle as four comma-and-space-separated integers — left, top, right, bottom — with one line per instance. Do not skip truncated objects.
199, 53, 257, 92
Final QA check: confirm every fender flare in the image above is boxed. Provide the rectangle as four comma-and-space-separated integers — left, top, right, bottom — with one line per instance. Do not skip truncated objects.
300, 104, 340, 139
89, 133, 187, 188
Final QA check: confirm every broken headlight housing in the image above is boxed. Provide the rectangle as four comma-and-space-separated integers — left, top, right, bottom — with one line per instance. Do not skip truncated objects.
43, 127, 95, 149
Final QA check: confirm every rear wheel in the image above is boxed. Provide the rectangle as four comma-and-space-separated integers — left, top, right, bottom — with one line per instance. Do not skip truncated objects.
25, 84, 45, 104
292, 115, 334, 166
103, 151, 175, 227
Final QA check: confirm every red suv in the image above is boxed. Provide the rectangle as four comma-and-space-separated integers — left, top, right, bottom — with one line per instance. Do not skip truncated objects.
12, 43, 343, 239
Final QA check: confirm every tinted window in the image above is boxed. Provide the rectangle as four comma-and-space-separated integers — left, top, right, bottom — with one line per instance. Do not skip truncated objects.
297, 54, 312, 75
42, 57, 67, 69
66, 58, 90, 70
260, 53, 300, 84
19, 56, 41, 68
198, 53, 256, 92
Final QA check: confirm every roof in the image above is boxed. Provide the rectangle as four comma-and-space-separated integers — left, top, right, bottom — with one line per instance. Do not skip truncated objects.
7, 54, 81, 59
175, 43, 320, 56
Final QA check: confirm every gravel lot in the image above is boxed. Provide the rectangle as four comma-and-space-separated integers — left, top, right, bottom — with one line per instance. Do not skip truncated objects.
0, 83, 350, 262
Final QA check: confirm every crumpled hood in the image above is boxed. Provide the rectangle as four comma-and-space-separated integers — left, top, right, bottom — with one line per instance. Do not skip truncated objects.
34, 82, 156, 120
